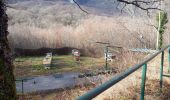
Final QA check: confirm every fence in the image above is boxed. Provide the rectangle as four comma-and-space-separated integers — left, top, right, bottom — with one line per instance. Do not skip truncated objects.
77, 45, 170, 100
15, 79, 25, 94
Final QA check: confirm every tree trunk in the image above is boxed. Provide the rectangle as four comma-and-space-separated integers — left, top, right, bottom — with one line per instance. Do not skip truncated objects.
0, 0, 17, 100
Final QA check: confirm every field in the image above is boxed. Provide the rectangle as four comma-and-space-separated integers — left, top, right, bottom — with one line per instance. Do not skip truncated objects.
14, 51, 147, 100
14, 51, 145, 78
17, 51, 170, 100
14, 55, 105, 78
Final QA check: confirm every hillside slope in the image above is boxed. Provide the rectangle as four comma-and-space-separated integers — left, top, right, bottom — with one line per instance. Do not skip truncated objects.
6, 0, 170, 55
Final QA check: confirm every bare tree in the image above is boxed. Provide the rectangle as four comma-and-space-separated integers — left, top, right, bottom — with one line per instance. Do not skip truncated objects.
0, 0, 17, 99
73, 0, 163, 14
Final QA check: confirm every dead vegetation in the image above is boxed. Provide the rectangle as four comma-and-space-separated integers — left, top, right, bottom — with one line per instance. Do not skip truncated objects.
6, 0, 170, 55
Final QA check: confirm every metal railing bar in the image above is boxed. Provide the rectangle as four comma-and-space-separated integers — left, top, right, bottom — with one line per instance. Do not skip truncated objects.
160, 51, 164, 90
168, 47, 170, 72
77, 45, 170, 100
140, 63, 147, 100
163, 74, 170, 77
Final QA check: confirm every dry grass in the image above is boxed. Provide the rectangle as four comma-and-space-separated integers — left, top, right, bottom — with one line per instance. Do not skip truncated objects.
7, 1, 170, 53
8, 15, 158, 50
92, 51, 170, 100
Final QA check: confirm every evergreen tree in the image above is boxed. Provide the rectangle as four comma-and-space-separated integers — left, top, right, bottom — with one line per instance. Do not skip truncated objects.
156, 11, 168, 50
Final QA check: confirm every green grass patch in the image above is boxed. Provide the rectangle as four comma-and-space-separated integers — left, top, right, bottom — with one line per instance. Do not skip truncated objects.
14, 55, 106, 78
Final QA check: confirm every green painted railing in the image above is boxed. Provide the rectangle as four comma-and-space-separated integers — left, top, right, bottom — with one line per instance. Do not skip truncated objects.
77, 45, 170, 100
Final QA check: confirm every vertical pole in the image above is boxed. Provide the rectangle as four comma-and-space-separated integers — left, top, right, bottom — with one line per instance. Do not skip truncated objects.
156, 11, 161, 50
140, 64, 147, 100
168, 47, 170, 73
105, 46, 108, 70
22, 80, 24, 94
160, 51, 164, 90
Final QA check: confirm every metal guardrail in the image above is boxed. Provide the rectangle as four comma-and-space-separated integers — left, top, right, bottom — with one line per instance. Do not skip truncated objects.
77, 45, 170, 100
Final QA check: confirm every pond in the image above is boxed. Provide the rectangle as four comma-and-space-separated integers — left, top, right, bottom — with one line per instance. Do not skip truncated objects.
16, 72, 103, 93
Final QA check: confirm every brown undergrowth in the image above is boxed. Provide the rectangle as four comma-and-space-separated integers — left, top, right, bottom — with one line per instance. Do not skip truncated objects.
127, 79, 170, 100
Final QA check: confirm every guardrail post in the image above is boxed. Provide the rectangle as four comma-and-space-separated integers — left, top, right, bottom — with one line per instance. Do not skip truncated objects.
140, 64, 147, 100
168, 47, 170, 73
160, 51, 164, 91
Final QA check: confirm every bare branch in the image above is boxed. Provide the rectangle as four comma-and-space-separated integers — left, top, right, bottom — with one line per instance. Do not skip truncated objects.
117, 0, 163, 12
6, 4, 27, 10
121, 3, 127, 13
72, 0, 163, 14
72, 0, 89, 14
